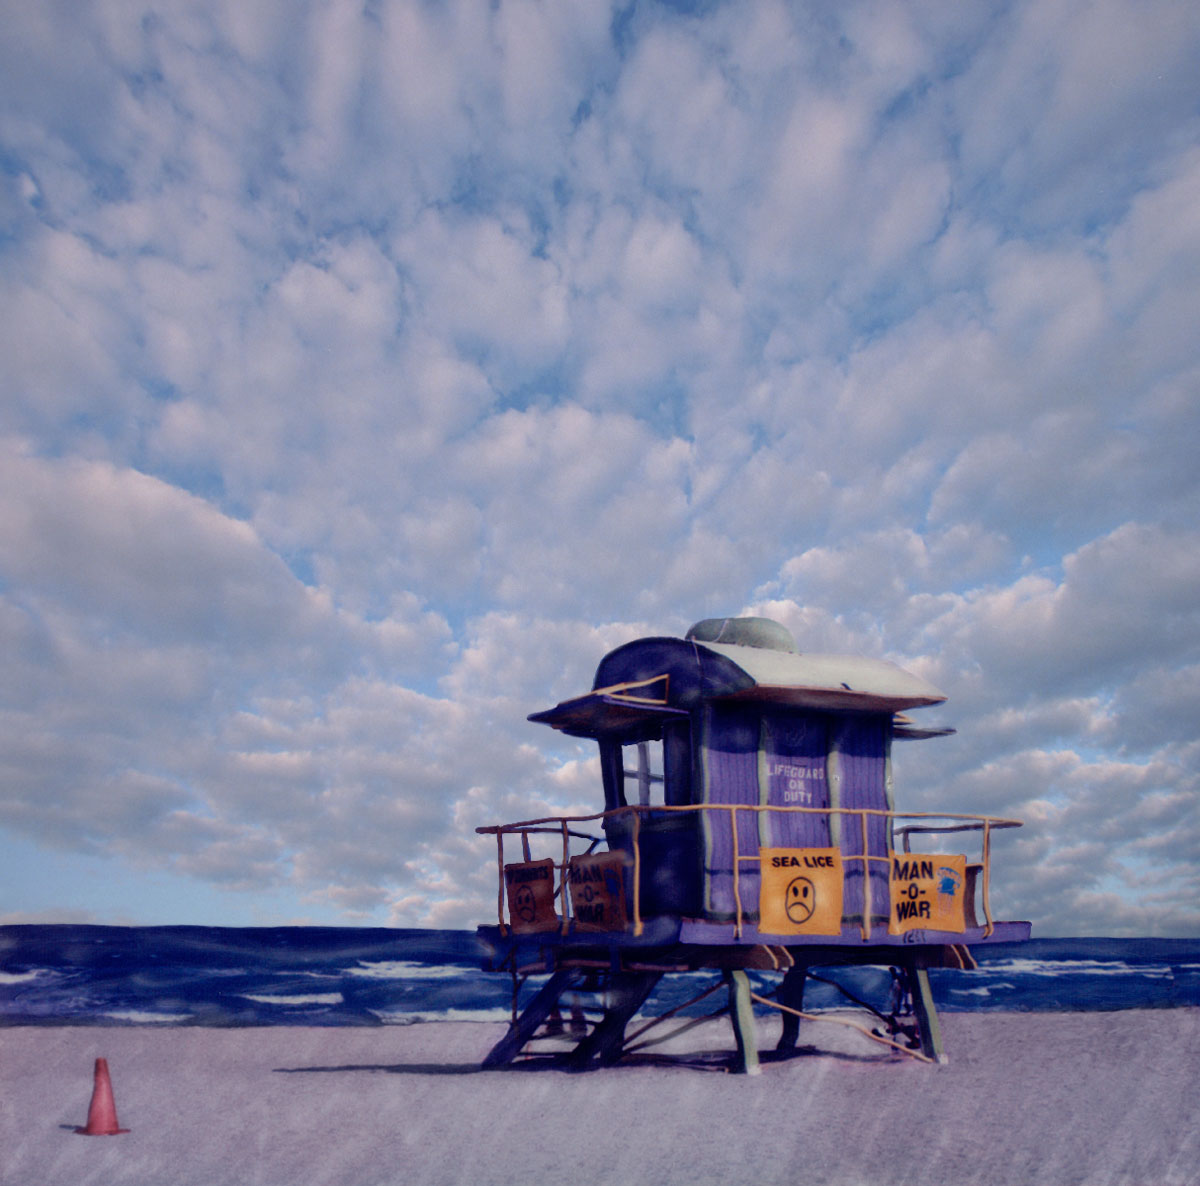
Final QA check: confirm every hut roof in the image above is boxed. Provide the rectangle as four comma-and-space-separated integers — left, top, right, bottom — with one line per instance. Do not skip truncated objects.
694, 641, 946, 712
529, 617, 950, 738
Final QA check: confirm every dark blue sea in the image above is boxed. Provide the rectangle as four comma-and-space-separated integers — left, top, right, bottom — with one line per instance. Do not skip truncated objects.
1, 926, 1197, 1027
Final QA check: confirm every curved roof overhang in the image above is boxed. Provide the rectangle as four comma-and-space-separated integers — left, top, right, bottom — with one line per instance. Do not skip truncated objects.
528, 693, 688, 740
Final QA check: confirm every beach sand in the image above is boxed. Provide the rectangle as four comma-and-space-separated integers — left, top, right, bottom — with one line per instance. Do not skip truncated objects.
2, 1010, 1197, 1186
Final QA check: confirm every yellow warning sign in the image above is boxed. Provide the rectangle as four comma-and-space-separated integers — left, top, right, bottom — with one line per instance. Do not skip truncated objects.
889, 854, 967, 934
758, 848, 844, 935
567, 852, 628, 932
504, 859, 559, 933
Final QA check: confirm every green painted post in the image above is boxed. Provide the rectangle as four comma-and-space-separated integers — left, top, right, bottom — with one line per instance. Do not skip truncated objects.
908, 959, 946, 1063
725, 969, 761, 1075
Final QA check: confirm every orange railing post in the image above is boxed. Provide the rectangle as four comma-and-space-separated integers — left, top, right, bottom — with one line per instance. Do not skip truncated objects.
730, 805, 743, 938
495, 830, 507, 934
630, 808, 643, 937
981, 818, 994, 936
860, 811, 872, 940
560, 819, 571, 935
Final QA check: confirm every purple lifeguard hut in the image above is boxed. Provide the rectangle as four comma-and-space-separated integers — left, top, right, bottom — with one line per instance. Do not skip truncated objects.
477, 616, 1029, 1071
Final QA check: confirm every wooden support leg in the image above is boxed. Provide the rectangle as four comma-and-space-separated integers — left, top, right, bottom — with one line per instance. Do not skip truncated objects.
725, 969, 761, 1076
906, 957, 946, 1064
775, 962, 808, 1052
482, 969, 583, 1068
565, 971, 661, 1071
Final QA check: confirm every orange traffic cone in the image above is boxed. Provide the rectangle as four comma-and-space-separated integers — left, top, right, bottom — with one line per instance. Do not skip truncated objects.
74, 1058, 130, 1135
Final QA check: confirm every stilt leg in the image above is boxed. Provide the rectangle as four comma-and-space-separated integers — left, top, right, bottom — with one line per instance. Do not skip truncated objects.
725, 969, 761, 1075
565, 972, 661, 1071
482, 969, 583, 1068
906, 957, 946, 1063
775, 962, 808, 1052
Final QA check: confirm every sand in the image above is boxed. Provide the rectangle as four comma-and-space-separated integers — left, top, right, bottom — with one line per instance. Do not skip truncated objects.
2, 1011, 1197, 1186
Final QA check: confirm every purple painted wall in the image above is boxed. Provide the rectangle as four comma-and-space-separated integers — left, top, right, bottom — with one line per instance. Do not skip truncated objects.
699, 707, 892, 924
760, 712, 831, 848
700, 706, 761, 918
833, 717, 891, 923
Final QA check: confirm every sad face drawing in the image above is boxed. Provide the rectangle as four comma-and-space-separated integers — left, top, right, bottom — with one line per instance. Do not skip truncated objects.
785, 875, 816, 924
514, 884, 537, 924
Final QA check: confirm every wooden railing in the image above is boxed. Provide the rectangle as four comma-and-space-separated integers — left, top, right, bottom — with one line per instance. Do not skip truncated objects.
477, 803, 1022, 941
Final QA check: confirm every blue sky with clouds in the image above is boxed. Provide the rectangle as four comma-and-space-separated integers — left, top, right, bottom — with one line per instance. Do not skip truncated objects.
1, 0, 1197, 935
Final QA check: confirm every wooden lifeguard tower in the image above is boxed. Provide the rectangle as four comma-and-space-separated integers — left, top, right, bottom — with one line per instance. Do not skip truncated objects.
477, 617, 1029, 1072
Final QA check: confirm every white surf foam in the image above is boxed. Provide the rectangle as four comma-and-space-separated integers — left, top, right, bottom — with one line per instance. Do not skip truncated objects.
242, 992, 345, 1006
981, 958, 1172, 978
0, 969, 43, 985
373, 1006, 511, 1024
346, 961, 468, 981
101, 1010, 184, 1024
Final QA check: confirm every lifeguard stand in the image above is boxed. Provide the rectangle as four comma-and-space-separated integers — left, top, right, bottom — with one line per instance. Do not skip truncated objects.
477, 617, 1029, 1072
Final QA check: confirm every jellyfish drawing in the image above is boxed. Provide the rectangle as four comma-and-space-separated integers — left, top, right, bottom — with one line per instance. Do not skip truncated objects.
936, 867, 962, 899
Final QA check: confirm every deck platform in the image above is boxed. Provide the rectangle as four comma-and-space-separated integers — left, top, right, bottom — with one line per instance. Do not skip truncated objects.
477, 918, 1032, 1071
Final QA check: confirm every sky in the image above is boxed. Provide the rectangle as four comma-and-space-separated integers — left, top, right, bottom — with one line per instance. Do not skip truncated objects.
1, 0, 1197, 937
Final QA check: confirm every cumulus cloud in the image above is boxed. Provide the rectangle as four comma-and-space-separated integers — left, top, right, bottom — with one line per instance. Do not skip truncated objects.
0, 0, 1197, 934
0, 444, 321, 647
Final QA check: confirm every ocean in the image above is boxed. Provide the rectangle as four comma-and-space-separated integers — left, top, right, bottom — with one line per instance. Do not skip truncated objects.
1, 926, 1197, 1028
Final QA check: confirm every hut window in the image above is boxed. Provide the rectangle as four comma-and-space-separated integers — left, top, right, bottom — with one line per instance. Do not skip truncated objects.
622, 740, 664, 806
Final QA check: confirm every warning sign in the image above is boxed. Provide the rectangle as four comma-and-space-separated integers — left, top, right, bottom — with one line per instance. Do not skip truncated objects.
889, 854, 967, 934
758, 848, 844, 935
504, 859, 559, 933
567, 852, 629, 932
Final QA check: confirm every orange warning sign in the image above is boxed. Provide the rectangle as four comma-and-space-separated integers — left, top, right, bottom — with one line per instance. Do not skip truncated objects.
504, 859, 559, 933
889, 854, 967, 934
758, 848, 844, 935
567, 852, 628, 932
